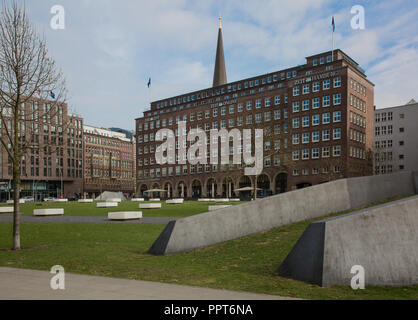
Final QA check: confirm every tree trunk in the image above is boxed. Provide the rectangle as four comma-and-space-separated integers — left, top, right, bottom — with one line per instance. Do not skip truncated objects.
13, 100, 21, 250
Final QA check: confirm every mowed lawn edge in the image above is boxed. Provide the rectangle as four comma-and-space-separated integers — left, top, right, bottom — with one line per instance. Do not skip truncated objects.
0, 200, 245, 218
0, 195, 417, 300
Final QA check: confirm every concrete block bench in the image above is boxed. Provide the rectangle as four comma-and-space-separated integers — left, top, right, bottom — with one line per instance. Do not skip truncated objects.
6, 199, 25, 204
97, 202, 118, 208
166, 199, 184, 204
208, 205, 232, 211
0, 207, 13, 213
149, 198, 161, 202
140, 203, 162, 209
34, 208, 64, 216
198, 199, 211, 202
229, 199, 240, 202
108, 211, 142, 221
131, 198, 145, 202
108, 198, 122, 203
78, 199, 94, 203
55, 199, 68, 202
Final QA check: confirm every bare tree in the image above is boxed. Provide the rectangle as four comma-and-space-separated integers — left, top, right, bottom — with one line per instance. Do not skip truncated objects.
0, 1, 67, 250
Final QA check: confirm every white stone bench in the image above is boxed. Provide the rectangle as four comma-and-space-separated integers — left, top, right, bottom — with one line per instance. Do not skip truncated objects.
166, 199, 184, 204
97, 202, 118, 208
55, 199, 68, 202
0, 207, 13, 213
78, 199, 93, 203
229, 199, 240, 202
198, 199, 211, 202
131, 198, 145, 202
108, 198, 122, 203
34, 208, 64, 216
208, 205, 232, 211
149, 198, 161, 202
140, 203, 162, 209
6, 199, 25, 204
108, 212, 142, 221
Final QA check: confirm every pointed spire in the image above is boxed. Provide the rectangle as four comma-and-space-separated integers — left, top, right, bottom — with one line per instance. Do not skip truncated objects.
213, 17, 227, 87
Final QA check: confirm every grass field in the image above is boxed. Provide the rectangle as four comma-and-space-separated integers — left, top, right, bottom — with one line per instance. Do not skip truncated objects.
0, 200, 244, 218
0, 196, 417, 300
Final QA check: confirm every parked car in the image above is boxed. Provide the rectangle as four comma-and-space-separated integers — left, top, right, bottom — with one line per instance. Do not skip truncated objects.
22, 196, 34, 202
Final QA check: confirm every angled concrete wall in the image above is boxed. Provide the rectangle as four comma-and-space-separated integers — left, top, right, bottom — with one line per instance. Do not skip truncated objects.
278, 195, 418, 286
149, 171, 416, 255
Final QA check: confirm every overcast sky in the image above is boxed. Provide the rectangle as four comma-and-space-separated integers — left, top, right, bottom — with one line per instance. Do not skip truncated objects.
9, 0, 418, 130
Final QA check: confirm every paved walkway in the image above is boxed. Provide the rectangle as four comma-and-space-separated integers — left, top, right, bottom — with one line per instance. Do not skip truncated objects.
0, 267, 295, 300
0, 215, 177, 224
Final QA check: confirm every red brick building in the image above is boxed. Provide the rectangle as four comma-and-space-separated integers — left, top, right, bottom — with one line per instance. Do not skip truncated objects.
0, 99, 84, 201
83, 125, 135, 198
135, 23, 374, 199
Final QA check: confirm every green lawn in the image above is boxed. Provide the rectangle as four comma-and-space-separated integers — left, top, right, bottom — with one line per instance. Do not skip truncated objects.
0, 196, 417, 300
0, 200, 244, 218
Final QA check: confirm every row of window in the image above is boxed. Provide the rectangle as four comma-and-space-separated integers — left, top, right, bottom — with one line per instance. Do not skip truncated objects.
350, 94, 366, 113
375, 112, 393, 122
349, 146, 366, 159
375, 125, 394, 136
349, 111, 366, 128
293, 166, 341, 177
292, 78, 341, 96
350, 78, 367, 97
349, 128, 366, 144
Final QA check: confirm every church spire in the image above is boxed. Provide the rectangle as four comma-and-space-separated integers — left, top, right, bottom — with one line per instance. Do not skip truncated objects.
212, 17, 227, 87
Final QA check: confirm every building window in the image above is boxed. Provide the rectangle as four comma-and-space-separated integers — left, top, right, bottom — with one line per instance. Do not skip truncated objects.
334, 77, 341, 88
293, 86, 300, 96
293, 101, 300, 113
323, 79, 330, 90
303, 84, 310, 94
312, 131, 319, 143
323, 96, 330, 107
312, 148, 320, 159
333, 128, 341, 140
293, 118, 300, 129
322, 113, 330, 124
312, 114, 320, 126
274, 109, 281, 120
312, 97, 320, 109
292, 150, 299, 161
333, 111, 341, 122
333, 145, 341, 157
322, 129, 330, 141
313, 82, 320, 92
302, 100, 310, 111
333, 93, 341, 105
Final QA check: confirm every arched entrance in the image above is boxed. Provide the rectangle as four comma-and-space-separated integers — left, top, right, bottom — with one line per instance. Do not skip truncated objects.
164, 182, 173, 199
275, 173, 287, 194
191, 179, 202, 198
139, 184, 148, 197
257, 174, 271, 198
151, 183, 161, 198
206, 178, 217, 198
238, 175, 252, 200
222, 177, 235, 198
177, 181, 187, 198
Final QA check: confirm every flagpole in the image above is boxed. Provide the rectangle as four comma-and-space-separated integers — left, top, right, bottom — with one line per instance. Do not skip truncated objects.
332, 16, 335, 62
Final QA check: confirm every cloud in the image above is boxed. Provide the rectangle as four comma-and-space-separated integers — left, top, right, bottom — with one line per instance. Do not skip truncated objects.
9, 0, 418, 128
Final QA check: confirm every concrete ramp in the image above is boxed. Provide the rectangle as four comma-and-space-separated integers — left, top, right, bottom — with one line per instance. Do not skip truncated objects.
95, 191, 126, 201
278, 195, 418, 286
149, 171, 417, 255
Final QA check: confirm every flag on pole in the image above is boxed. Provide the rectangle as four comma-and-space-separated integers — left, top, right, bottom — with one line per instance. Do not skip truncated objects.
147, 78, 151, 88
332, 16, 335, 32
50, 91, 56, 99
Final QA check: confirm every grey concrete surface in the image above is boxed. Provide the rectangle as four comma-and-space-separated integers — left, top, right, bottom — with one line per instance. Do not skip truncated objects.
150, 172, 417, 255
278, 195, 418, 286
0, 216, 177, 224
0, 267, 295, 300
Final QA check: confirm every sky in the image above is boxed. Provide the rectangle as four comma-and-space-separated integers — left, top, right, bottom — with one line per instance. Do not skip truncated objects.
7, 0, 418, 130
